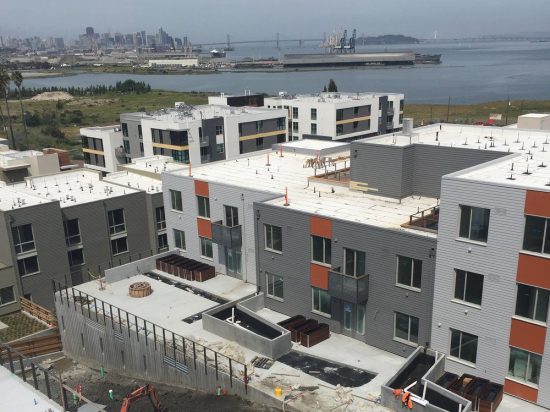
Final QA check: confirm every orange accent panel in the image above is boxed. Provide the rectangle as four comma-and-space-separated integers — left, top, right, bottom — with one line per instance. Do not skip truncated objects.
310, 216, 332, 238
310, 263, 329, 290
525, 190, 550, 217
517, 253, 550, 290
509, 318, 546, 354
194, 180, 209, 197
504, 379, 538, 403
197, 218, 212, 239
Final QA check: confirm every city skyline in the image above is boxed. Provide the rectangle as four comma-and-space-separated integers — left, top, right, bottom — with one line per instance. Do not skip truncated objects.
2, 0, 550, 41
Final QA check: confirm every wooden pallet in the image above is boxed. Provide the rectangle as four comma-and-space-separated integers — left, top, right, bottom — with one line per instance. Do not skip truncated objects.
20, 298, 57, 327
2, 332, 62, 358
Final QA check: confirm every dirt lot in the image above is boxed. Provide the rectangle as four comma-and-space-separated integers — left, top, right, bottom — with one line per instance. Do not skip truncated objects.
47, 357, 281, 412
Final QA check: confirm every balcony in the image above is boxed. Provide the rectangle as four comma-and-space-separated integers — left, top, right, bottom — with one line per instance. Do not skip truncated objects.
211, 220, 242, 249
328, 267, 369, 304
402, 205, 439, 233
200, 135, 210, 147
387, 107, 395, 115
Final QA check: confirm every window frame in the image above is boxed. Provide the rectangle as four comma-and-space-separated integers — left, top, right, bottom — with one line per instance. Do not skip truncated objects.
394, 312, 419, 346
311, 123, 317, 135
310, 108, 317, 121
173, 229, 186, 250
522, 215, 550, 255
63, 219, 81, 246
264, 224, 283, 253
170, 189, 183, 212
157, 233, 168, 252
12, 224, 36, 254
459, 205, 491, 243
356, 304, 366, 335
311, 287, 331, 317
67, 248, 85, 267
266, 272, 284, 301
449, 329, 478, 365
453, 269, 484, 307
396, 255, 422, 290
110, 236, 128, 256
344, 248, 366, 277
507, 347, 542, 386
197, 195, 211, 219
224, 205, 239, 227
17, 255, 40, 277
155, 207, 166, 231
515, 284, 550, 324
0, 286, 16, 306
200, 236, 213, 259
107, 209, 126, 235
311, 235, 331, 266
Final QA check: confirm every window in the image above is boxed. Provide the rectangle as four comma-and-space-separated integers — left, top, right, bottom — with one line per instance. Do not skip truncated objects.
155, 207, 166, 230
0, 286, 15, 306
200, 237, 213, 259
123, 140, 130, 154
121, 122, 128, 137
139, 142, 144, 153
12, 224, 35, 254
170, 130, 188, 146
216, 143, 225, 154
255, 138, 263, 149
63, 219, 81, 246
292, 107, 299, 118
67, 248, 85, 267
170, 189, 183, 211
265, 224, 282, 252
523, 215, 550, 255
344, 248, 365, 277
224, 205, 239, 227
266, 273, 284, 300
396, 256, 422, 289
454, 270, 484, 305
336, 124, 343, 136
344, 302, 352, 330
111, 237, 128, 255
508, 347, 542, 386
450, 329, 478, 364
277, 134, 286, 143
215, 125, 224, 135
256, 121, 263, 133
515, 284, 550, 323
354, 106, 359, 116
197, 196, 211, 218
158, 233, 168, 252
356, 305, 366, 335
312, 235, 331, 265
173, 229, 186, 250
292, 122, 299, 133
138, 124, 142, 138
311, 123, 317, 135
353, 121, 358, 130
277, 117, 285, 130
108, 209, 126, 235
394, 312, 419, 345
17, 255, 40, 276
311, 108, 317, 121
312, 287, 331, 316
336, 109, 344, 121
459, 205, 490, 243
226, 248, 242, 279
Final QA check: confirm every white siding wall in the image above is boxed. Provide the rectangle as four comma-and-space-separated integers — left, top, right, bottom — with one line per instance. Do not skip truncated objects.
431, 177, 526, 383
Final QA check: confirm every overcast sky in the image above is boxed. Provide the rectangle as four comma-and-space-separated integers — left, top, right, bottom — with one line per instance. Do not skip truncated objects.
2, 0, 550, 41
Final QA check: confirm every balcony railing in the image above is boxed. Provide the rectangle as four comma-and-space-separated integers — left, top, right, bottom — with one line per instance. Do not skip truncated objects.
211, 220, 242, 249
328, 267, 369, 304
387, 107, 395, 115
200, 135, 210, 146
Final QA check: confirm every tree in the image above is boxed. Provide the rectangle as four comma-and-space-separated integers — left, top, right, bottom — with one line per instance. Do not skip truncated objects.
0, 70, 15, 149
327, 79, 338, 92
11, 71, 28, 139
323, 85, 327, 92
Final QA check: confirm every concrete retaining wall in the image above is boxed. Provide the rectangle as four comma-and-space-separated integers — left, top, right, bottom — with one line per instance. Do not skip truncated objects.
104, 250, 175, 283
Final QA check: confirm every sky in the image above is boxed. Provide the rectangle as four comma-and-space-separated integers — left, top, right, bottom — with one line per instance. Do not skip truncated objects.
2, 0, 550, 41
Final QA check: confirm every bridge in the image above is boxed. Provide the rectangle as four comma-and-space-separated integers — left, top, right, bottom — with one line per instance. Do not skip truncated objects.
194, 34, 323, 49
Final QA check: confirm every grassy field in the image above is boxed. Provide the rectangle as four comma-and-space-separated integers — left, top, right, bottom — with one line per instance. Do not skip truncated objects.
1, 91, 549, 159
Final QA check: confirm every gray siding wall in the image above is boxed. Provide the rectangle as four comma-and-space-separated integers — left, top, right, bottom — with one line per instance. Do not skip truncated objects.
120, 114, 144, 159
350, 142, 405, 197
162, 172, 275, 284
240, 134, 285, 154
254, 202, 437, 357
350, 142, 508, 199
202, 117, 226, 163
431, 177, 525, 384
2, 201, 69, 308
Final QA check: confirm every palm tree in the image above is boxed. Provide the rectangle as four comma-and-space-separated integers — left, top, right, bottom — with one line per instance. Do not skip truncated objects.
0, 70, 15, 149
11, 71, 28, 139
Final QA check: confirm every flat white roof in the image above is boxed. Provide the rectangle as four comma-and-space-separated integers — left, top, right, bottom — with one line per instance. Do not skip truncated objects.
365, 123, 550, 190
519, 113, 550, 118
0, 366, 63, 412
120, 155, 187, 176
146, 104, 285, 124
0, 186, 53, 211
169, 146, 438, 235
7, 170, 141, 209
266, 91, 403, 104
103, 170, 163, 194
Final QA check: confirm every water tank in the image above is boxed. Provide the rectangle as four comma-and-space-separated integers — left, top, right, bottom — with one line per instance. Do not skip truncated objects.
402, 118, 414, 136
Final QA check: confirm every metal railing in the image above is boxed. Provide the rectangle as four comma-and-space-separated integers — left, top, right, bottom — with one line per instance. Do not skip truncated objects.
328, 267, 369, 303
52, 281, 249, 393
405, 205, 440, 233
